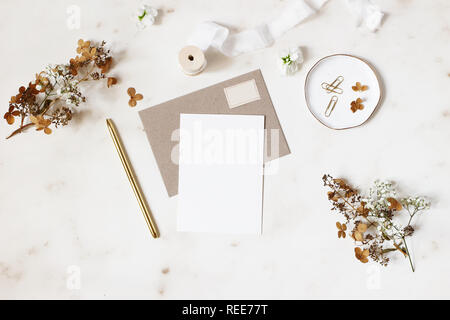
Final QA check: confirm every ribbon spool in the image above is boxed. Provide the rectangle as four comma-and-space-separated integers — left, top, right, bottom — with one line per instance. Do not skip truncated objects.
178, 45, 207, 76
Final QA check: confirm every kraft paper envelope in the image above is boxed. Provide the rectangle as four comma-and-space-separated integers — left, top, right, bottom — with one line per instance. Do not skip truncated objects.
138, 69, 290, 197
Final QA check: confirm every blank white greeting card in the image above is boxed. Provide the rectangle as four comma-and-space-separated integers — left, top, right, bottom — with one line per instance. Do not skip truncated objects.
177, 114, 265, 234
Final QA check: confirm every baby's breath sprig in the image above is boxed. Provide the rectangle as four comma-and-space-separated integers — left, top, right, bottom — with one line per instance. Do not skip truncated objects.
4, 39, 117, 139
323, 174, 431, 272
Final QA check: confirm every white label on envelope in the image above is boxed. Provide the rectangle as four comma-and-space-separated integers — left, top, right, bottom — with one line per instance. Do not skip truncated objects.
224, 79, 260, 109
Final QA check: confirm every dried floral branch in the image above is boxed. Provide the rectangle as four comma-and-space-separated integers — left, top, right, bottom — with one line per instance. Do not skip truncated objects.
127, 87, 143, 107
4, 39, 118, 139
323, 174, 430, 272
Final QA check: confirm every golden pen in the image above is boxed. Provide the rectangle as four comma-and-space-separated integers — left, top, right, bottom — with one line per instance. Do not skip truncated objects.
106, 119, 159, 238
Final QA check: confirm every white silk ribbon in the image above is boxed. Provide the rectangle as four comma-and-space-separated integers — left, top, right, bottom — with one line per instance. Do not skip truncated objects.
187, 0, 384, 57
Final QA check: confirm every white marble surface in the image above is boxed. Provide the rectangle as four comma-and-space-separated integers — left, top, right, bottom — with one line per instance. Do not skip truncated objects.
0, 0, 449, 299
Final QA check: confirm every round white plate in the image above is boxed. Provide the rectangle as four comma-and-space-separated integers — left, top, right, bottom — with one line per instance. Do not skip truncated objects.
304, 54, 381, 129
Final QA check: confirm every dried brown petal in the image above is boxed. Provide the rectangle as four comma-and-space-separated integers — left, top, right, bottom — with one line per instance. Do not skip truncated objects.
98, 57, 112, 73
387, 198, 402, 211
345, 189, 355, 198
107, 77, 117, 88
350, 98, 364, 113
129, 99, 137, 107
354, 231, 364, 241
356, 202, 369, 217
357, 223, 368, 233
5, 113, 14, 125
355, 247, 369, 263
333, 178, 347, 187
127, 87, 136, 97
337, 221, 347, 239
352, 82, 368, 92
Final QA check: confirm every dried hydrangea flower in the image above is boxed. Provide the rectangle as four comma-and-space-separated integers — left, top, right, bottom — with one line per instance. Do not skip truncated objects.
127, 87, 143, 107
352, 82, 368, 91
5, 39, 116, 139
76, 39, 91, 54
336, 222, 347, 238
355, 247, 369, 263
3, 105, 20, 125
350, 98, 364, 112
323, 174, 431, 272
30, 115, 52, 135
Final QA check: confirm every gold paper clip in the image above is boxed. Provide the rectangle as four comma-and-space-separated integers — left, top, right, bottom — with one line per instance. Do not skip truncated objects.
325, 95, 338, 117
321, 76, 344, 94
321, 82, 343, 94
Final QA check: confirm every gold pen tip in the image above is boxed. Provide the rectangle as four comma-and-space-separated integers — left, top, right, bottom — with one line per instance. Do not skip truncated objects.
106, 119, 114, 130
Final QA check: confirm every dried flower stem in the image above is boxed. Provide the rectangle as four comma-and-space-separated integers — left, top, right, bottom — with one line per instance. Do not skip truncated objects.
6, 123, 34, 139
4, 39, 117, 138
402, 237, 414, 272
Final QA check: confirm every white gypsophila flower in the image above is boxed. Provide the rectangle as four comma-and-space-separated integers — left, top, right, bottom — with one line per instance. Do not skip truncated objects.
135, 3, 158, 30
401, 196, 431, 211
365, 180, 397, 212
279, 47, 303, 76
